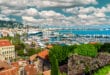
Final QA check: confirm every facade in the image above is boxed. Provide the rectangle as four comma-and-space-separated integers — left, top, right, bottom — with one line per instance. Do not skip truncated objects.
0, 40, 15, 60
30, 49, 50, 73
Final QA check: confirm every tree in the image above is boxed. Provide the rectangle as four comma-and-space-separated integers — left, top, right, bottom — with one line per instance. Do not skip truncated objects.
50, 53, 60, 75
49, 45, 69, 63
92, 43, 102, 52
49, 45, 76, 63
17, 50, 24, 56
100, 43, 110, 53
74, 44, 98, 57
26, 48, 37, 56
15, 43, 25, 51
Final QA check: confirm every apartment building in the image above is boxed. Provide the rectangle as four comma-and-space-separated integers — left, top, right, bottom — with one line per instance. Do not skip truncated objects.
0, 40, 15, 60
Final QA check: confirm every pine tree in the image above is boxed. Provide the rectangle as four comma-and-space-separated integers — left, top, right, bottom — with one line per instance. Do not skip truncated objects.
50, 54, 60, 75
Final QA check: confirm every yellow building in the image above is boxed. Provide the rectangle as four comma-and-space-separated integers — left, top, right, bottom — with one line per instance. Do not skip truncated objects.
0, 40, 15, 60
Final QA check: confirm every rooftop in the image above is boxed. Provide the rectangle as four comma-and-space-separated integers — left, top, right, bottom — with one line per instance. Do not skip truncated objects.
43, 70, 51, 75
0, 60, 11, 70
0, 40, 12, 47
46, 44, 53, 49
30, 49, 49, 61
37, 49, 49, 59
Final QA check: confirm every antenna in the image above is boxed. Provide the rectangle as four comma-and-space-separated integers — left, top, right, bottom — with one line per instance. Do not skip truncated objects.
26, 25, 29, 40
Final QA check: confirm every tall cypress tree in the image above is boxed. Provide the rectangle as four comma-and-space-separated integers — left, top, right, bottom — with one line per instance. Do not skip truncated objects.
50, 54, 60, 75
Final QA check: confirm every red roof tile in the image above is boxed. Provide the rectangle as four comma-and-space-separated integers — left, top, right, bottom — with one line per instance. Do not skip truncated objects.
0, 67, 18, 75
37, 49, 49, 59
89, 42, 97, 44
11, 62, 19, 67
30, 54, 37, 61
25, 64, 37, 75
0, 40, 12, 47
43, 70, 51, 75
46, 44, 53, 49
0, 60, 11, 69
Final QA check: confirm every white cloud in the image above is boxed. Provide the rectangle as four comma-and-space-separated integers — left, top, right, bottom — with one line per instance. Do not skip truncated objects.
25, 8, 38, 16
0, 0, 97, 8
94, 12, 106, 18
39, 10, 65, 18
0, 0, 110, 26
22, 16, 37, 22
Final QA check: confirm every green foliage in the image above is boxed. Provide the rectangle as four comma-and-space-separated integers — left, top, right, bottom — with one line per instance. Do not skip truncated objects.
93, 43, 102, 51
94, 65, 110, 75
15, 43, 25, 51
26, 48, 37, 56
17, 50, 24, 56
50, 53, 60, 75
74, 44, 98, 57
100, 43, 110, 53
49, 45, 75, 63
12, 34, 21, 44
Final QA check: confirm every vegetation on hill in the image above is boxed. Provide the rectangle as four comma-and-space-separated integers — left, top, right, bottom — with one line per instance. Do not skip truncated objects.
94, 65, 110, 75
49, 45, 76, 63
0, 20, 23, 28
49, 43, 110, 75
74, 44, 98, 57
99, 43, 110, 53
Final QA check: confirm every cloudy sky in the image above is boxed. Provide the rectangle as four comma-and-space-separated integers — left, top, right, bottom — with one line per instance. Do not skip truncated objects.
0, 0, 110, 26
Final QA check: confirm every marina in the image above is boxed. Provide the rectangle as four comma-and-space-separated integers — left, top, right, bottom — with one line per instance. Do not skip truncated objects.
26, 27, 110, 46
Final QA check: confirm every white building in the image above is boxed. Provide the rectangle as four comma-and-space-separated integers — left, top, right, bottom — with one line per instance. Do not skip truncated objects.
0, 40, 15, 60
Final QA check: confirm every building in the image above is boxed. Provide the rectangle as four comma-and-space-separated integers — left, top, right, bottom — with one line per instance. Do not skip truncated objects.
30, 49, 50, 73
43, 70, 51, 75
0, 60, 19, 75
0, 54, 5, 61
0, 40, 15, 60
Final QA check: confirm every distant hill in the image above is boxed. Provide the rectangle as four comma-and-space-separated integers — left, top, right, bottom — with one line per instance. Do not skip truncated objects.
0, 20, 23, 28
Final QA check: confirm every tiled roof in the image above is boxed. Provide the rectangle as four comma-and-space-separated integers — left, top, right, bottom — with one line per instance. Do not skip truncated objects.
46, 44, 53, 49
43, 70, 51, 75
89, 42, 97, 44
0, 60, 11, 69
0, 40, 12, 47
30, 54, 37, 61
30, 49, 49, 61
25, 64, 37, 75
11, 62, 19, 67
0, 67, 18, 75
37, 49, 49, 59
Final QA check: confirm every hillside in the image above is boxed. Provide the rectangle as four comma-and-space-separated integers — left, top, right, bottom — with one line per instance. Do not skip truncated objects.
0, 20, 23, 28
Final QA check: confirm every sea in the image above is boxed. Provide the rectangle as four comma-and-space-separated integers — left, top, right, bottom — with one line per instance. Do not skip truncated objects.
57, 29, 110, 35
44, 25, 110, 35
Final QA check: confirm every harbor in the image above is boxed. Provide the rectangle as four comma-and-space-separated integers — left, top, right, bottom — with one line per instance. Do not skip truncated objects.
24, 26, 110, 47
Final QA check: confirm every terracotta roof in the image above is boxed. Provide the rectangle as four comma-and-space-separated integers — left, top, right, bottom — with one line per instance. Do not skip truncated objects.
11, 62, 19, 67
37, 49, 49, 59
30, 54, 37, 61
0, 40, 12, 47
0, 60, 11, 69
0, 67, 18, 75
46, 44, 53, 49
25, 64, 37, 75
43, 70, 51, 75
89, 42, 97, 44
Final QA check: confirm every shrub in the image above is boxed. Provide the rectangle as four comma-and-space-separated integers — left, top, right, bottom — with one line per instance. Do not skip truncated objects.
94, 65, 110, 75
100, 43, 110, 53
74, 44, 98, 57
49, 45, 75, 63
